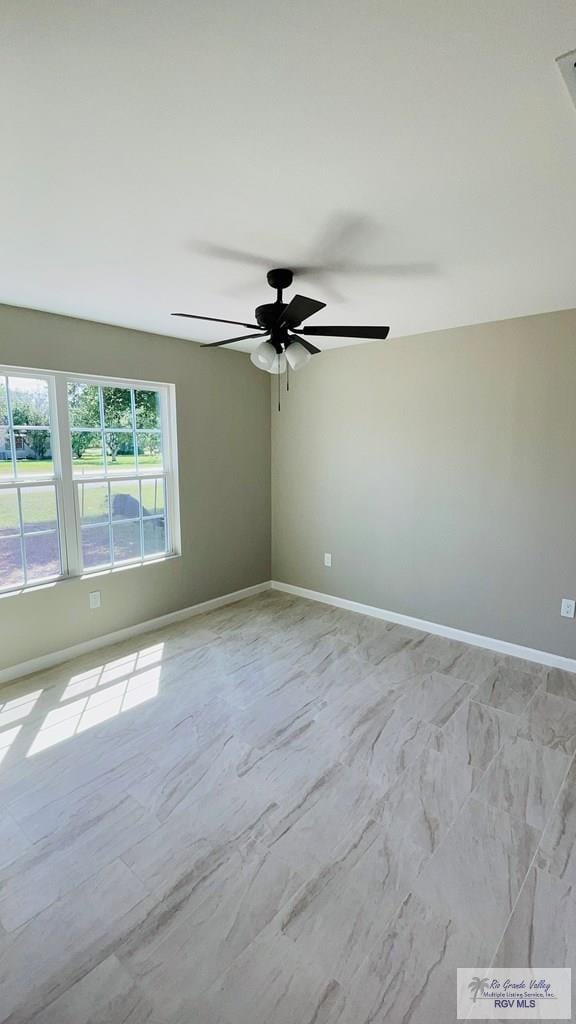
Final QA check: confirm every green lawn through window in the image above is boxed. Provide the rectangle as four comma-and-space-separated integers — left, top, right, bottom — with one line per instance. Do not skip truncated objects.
0, 457, 164, 531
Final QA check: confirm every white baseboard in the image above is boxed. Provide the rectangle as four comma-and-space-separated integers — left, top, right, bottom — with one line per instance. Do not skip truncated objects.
5, 576, 573, 687
0, 581, 272, 687
271, 581, 576, 673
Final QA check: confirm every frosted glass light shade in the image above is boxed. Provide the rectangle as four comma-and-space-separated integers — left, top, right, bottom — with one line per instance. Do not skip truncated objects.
250, 341, 276, 371
285, 341, 311, 371
250, 342, 286, 374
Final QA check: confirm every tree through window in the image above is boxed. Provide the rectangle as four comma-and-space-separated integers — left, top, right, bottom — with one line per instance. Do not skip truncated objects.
0, 368, 178, 593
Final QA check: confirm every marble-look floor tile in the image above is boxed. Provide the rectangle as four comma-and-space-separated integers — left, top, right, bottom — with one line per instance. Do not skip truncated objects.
400, 671, 474, 727
413, 798, 540, 948
28, 955, 156, 1024
536, 756, 576, 885
0, 714, 162, 823
0, 859, 148, 1024
518, 687, 576, 755
335, 698, 442, 791
384, 746, 484, 853
493, 866, 575, 968
14, 751, 157, 842
231, 671, 323, 749
344, 890, 495, 1024
224, 656, 311, 711
495, 652, 547, 680
206, 632, 288, 680
286, 634, 355, 679
474, 735, 570, 829
0, 793, 157, 932
0, 813, 31, 871
317, 606, 420, 651
128, 730, 252, 826
120, 818, 217, 898
263, 760, 385, 873
337, 626, 417, 668
279, 817, 428, 986
118, 842, 305, 1019
425, 638, 500, 684
313, 674, 410, 740
0, 592, 566, 1023
368, 640, 446, 687
136, 765, 276, 856
234, 711, 345, 802
436, 697, 519, 768
545, 666, 576, 703
188, 929, 346, 1024
277, 611, 341, 648
474, 665, 541, 714
303, 647, 385, 704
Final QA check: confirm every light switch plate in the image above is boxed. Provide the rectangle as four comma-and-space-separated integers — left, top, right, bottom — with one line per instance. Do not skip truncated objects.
561, 598, 575, 619
89, 591, 101, 610
324, 552, 332, 567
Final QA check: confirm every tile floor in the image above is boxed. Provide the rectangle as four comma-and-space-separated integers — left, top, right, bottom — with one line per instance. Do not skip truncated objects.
0, 590, 574, 1023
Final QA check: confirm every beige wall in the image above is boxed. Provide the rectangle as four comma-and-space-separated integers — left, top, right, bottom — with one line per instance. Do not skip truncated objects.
272, 308, 576, 659
0, 304, 270, 672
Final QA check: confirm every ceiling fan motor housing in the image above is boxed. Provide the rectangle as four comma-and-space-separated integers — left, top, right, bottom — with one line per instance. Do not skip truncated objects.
266, 268, 293, 291
255, 302, 287, 330
255, 302, 297, 352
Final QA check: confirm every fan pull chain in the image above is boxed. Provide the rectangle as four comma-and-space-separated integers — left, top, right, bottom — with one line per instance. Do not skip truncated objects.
286, 358, 290, 393
277, 357, 281, 412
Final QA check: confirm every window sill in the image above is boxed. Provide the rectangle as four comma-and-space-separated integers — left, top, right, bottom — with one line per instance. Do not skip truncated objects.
79, 552, 181, 581
0, 552, 182, 600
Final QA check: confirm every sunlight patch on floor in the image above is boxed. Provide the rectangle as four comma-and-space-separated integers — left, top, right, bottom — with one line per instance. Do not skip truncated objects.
0, 690, 43, 728
27, 665, 162, 756
61, 643, 166, 700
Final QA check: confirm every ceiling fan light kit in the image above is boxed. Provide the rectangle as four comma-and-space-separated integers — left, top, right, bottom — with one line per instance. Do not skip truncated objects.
250, 340, 279, 372
171, 266, 390, 407
285, 340, 311, 371
251, 342, 287, 375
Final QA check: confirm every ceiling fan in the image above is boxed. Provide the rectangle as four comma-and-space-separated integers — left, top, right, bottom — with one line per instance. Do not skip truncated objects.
171, 268, 390, 377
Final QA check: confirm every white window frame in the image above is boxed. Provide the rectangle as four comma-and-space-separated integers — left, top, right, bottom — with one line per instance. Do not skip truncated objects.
0, 368, 67, 591
0, 364, 180, 594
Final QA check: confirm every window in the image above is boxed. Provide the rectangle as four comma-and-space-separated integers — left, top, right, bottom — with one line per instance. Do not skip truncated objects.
0, 368, 179, 594
0, 374, 62, 590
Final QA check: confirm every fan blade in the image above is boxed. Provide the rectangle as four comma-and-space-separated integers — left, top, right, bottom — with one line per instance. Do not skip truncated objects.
289, 336, 321, 355
279, 294, 326, 328
194, 242, 274, 268
172, 312, 261, 330
200, 332, 267, 348
301, 261, 435, 278
296, 325, 390, 340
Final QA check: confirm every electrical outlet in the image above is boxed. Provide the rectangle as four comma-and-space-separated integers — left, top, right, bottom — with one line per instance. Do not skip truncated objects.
324, 552, 332, 567
556, 49, 576, 110
89, 591, 101, 610
561, 598, 575, 619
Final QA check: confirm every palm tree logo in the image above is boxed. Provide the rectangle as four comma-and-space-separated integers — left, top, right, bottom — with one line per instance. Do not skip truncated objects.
468, 977, 490, 1002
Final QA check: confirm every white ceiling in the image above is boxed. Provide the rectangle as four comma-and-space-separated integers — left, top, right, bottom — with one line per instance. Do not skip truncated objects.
2, 0, 576, 352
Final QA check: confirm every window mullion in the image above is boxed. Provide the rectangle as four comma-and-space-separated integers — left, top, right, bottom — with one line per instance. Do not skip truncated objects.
131, 389, 138, 475
107, 481, 114, 567
138, 479, 145, 559
98, 387, 108, 475
162, 384, 179, 555
4, 373, 17, 483
15, 486, 27, 585
54, 376, 82, 576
